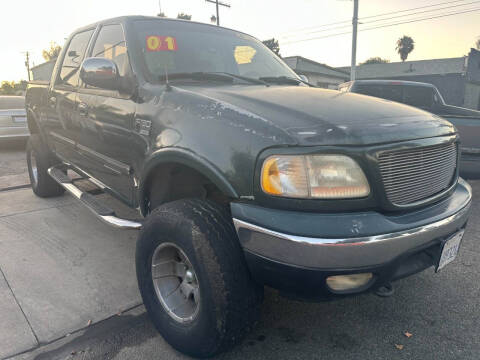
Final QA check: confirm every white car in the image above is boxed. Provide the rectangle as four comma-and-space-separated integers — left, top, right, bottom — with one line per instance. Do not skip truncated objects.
0, 96, 28, 140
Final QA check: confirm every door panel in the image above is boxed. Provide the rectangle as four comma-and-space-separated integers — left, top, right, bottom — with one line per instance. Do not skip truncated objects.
75, 24, 136, 204
47, 89, 80, 164
80, 94, 136, 203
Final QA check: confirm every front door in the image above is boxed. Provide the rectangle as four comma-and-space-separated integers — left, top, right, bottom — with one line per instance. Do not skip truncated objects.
76, 24, 136, 204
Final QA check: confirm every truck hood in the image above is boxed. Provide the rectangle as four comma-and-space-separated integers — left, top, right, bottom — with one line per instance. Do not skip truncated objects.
187, 85, 456, 146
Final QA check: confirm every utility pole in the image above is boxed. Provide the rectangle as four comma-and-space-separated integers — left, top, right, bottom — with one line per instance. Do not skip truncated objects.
350, 0, 359, 81
23, 51, 31, 81
205, 0, 230, 26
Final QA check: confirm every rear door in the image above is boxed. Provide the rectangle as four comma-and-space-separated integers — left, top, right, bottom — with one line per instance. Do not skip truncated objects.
46, 29, 94, 164
76, 24, 136, 204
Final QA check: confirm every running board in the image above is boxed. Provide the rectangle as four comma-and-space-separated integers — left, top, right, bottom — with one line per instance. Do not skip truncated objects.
47, 165, 142, 230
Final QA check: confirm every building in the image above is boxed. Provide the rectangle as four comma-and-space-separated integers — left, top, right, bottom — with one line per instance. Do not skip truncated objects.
284, 56, 349, 89
338, 48, 480, 110
30, 60, 56, 81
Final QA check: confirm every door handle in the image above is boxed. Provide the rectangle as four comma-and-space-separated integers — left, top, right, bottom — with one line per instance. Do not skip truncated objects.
78, 102, 88, 116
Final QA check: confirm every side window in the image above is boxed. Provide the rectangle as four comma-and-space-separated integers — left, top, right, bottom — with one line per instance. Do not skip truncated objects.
91, 25, 128, 77
57, 30, 94, 87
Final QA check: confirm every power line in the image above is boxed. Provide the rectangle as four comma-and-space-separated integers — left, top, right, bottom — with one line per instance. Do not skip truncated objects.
361, 0, 470, 19
280, 0, 473, 38
281, 0, 480, 39
282, 6, 480, 45
362, 0, 480, 25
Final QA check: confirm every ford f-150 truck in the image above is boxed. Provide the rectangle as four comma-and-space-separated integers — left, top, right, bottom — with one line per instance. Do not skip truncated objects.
339, 80, 480, 178
25, 16, 472, 358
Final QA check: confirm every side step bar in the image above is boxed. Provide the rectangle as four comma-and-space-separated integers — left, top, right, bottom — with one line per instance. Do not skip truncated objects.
48, 166, 142, 230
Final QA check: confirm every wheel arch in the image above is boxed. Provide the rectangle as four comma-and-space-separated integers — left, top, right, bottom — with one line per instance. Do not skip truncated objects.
138, 148, 239, 216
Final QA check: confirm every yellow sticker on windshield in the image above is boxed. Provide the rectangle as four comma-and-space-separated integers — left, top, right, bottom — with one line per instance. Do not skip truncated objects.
234, 46, 256, 64
146, 36, 178, 51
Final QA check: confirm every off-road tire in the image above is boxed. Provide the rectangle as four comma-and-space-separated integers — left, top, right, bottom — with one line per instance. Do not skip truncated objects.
136, 199, 263, 358
26, 134, 65, 198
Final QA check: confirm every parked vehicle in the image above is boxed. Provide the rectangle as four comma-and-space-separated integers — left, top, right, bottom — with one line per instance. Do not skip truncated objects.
25, 16, 472, 357
339, 80, 480, 178
0, 96, 28, 140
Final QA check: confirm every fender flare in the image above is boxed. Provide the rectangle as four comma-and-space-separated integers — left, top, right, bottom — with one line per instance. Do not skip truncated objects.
138, 148, 239, 215
26, 107, 40, 134
26, 107, 50, 144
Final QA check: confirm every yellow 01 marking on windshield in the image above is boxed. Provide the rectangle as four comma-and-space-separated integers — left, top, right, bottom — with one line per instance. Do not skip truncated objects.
146, 36, 178, 51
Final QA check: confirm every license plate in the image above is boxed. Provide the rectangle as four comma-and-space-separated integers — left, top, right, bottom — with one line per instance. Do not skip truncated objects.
436, 230, 464, 272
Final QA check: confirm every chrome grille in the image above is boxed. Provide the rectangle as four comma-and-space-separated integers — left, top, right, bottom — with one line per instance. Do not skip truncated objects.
378, 142, 457, 206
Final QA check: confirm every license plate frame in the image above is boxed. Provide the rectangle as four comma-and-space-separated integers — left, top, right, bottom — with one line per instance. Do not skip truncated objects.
436, 230, 464, 272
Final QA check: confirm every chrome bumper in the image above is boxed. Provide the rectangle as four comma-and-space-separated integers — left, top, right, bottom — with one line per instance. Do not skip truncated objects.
233, 183, 472, 270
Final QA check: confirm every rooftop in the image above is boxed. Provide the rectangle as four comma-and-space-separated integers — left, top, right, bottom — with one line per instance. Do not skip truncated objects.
284, 56, 349, 79
338, 56, 467, 79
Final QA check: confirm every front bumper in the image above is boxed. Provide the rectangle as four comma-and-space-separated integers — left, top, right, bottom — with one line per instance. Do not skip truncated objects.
232, 178, 472, 299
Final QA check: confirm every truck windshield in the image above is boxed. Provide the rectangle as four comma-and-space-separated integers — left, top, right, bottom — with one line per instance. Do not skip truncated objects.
133, 20, 298, 84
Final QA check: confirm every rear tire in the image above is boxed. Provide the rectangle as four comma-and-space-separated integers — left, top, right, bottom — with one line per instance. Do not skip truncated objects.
26, 134, 64, 198
136, 199, 263, 358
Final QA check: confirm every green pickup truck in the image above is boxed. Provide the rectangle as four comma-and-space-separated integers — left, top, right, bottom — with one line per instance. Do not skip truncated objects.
25, 16, 472, 357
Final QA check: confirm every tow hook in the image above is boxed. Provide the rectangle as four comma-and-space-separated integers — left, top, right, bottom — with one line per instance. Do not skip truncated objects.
374, 282, 394, 297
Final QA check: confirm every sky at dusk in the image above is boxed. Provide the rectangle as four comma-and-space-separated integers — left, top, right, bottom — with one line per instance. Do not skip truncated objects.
1, 0, 479, 82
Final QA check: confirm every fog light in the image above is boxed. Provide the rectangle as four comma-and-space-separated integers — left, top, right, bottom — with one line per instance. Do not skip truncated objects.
326, 273, 373, 292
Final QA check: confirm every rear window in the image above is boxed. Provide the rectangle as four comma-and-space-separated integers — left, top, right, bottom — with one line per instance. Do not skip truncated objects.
403, 86, 434, 109
355, 84, 402, 102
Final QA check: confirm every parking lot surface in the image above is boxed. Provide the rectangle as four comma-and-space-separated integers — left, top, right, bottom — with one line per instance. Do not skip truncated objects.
0, 147, 478, 360
0, 143, 29, 191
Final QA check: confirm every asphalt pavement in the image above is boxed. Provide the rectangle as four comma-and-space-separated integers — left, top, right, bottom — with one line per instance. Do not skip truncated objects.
0, 146, 479, 360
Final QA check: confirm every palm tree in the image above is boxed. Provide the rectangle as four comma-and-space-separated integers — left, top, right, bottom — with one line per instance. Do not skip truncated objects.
396, 36, 415, 62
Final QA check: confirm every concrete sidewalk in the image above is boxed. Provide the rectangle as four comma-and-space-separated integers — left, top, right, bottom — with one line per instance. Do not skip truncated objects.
0, 189, 141, 359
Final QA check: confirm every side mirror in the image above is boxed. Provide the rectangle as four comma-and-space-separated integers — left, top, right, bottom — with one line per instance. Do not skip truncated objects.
299, 74, 309, 83
80, 57, 119, 90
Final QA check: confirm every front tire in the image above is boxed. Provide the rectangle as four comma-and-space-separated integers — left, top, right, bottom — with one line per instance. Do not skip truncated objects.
136, 199, 263, 358
26, 134, 64, 198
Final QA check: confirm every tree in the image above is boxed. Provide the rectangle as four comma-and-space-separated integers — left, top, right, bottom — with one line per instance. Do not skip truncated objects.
0, 81, 16, 95
262, 38, 280, 56
360, 57, 390, 65
42, 42, 62, 61
396, 36, 415, 62
13, 80, 28, 92
476, 37, 480, 50
177, 13, 192, 20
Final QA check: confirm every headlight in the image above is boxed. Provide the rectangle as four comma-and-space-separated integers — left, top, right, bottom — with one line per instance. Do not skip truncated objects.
261, 154, 370, 199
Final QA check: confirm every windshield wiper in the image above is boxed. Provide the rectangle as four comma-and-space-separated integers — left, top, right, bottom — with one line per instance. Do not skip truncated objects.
159, 72, 233, 82
212, 72, 269, 86
259, 76, 315, 87
159, 72, 269, 86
